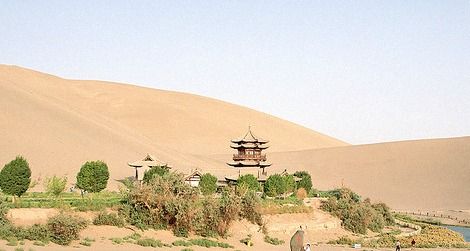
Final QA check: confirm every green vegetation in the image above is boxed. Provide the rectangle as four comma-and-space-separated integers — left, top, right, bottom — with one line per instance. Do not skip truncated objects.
80, 237, 95, 246
44, 176, 67, 197
4, 191, 122, 210
47, 213, 88, 245
142, 165, 169, 184
260, 196, 311, 215
136, 237, 164, 247
0, 156, 31, 197
294, 171, 313, 193
76, 160, 109, 193
264, 235, 285, 245
93, 211, 126, 227
264, 174, 296, 197
264, 174, 286, 197
237, 174, 260, 192
123, 171, 262, 238
199, 173, 218, 195
320, 188, 393, 234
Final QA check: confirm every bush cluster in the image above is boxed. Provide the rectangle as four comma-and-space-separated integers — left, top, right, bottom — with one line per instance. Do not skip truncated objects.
320, 188, 394, 234
47, 213, 88, 245
294, 171, 313, 193
123, 171, 263, 237
93, 211, 126, 227
198, 173, 218, 196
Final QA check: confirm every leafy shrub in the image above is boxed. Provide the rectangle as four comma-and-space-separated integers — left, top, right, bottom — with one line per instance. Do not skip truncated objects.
124, 172, 261, 238
142, 165, 169, 184
199, 173, 217, 196
240, 190, 262, 225
190, 238, 233, 248
44, 176, 67, 197
264, 174, 286, 197
76, 160, 109, 193
136, 238, 164, 247
23, 224, 51, 242
284, 175, 296, 194
294, 171, 313, 193
237, 174, 260, 192
327, 236, 355, 245
93, 212, 125, 227
0, 156, 31, 197
320, 188, 393, 234
172, 239, 192, 246
264, 235, 285, 245
47, 214, 87, 245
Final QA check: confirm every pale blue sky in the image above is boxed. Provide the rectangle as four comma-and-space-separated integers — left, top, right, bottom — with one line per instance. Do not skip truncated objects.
1, 1, 469, 144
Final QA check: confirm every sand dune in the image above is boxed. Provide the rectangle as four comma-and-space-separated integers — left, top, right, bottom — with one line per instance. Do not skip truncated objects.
0, 65, 345, 188
1, 65, 468, 210
266, 137, 470, 210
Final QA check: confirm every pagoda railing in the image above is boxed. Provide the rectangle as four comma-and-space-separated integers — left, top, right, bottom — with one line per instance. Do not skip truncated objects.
233, 154, 266, 161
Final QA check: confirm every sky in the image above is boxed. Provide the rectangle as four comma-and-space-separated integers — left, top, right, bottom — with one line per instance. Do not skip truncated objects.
1, 1, 469, 144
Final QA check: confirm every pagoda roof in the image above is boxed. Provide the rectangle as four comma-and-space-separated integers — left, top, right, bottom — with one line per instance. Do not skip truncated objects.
128, 154, 170, 168
231, 127, 269, 144
227, 160, 272, 167
224, 168, 269, 182
230, 143, 269, 149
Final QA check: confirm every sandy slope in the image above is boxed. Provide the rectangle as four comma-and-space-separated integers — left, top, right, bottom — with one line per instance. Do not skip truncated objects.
1, 65, 469, 210
0, 64, 345, 187
268, 137, 470, 210
208, 137, 470, 210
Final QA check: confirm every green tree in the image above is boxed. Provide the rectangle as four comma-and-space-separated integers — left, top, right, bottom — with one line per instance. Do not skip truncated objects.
199, 173, 218, 196
76, 160, 109, 193
294, 171, 313, 193
0, 156, 31, 197
44, 175, 68, 197
237, 174, 260, 192
143, 165, 169, 184
264, 174, 286, 197
284, 174, 296, 193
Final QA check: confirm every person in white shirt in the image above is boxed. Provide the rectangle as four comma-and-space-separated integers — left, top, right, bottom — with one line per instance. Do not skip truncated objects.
304, 243, 311, 251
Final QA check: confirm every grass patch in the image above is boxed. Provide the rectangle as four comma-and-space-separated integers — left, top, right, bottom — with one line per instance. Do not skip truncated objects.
136, 238, 164, 247
93, 212, 126, 227
172, 239, 192, 246
32, 241, 46, 246
109, 237, 124, 245
190, 238, 233, 248
172, 238, 233, 248
6, 237, 18, 246
264, 235, 285, 245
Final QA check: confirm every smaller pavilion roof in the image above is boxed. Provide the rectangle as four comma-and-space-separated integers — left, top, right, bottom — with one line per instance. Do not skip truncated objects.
184, 169, 203, 181
128, 154, 170, 168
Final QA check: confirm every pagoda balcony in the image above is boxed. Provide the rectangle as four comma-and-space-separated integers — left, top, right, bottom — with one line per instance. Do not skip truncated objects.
233, 154, 267, 161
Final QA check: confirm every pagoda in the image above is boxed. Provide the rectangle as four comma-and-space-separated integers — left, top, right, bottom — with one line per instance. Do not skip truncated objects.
227, 127, 271, 174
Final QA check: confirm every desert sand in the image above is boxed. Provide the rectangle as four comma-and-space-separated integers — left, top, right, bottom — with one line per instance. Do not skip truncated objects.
1, 65, 469, 211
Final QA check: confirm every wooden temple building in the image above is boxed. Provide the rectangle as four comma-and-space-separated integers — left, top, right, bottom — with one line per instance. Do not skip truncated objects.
226, 127, 272, 183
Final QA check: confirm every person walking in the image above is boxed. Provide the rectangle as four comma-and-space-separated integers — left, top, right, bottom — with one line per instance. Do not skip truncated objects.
395, 240, 401, 251
411, 238, 416, 249
304, 243, 311, 251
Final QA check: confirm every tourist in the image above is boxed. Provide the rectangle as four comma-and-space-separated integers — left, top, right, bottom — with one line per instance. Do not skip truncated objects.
395, 240, 401, 251
411, 238, 416, 249
304, 243, 311, 251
